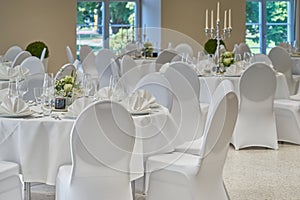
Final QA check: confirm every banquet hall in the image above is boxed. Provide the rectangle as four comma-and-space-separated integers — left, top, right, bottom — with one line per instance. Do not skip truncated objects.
0, 0, 300, 200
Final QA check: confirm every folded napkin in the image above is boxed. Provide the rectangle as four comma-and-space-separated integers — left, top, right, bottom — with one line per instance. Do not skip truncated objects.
0, 95, 30, 114
126, 90, 155, 113
225, 64, 243, 75
0, 88, 9, 102
67, 97, 94, 116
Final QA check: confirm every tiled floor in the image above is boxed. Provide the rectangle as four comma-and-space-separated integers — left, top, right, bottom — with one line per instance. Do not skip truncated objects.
31, 143, 300, 200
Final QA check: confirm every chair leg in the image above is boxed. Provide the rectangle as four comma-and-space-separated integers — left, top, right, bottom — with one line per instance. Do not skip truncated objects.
24, 182, 31, 200
131, 180, 136, 200
223, 181, 230, 200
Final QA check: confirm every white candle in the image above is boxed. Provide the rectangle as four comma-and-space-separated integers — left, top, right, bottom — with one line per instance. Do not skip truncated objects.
205, 9, 208, 29
229, 9, 232, 28
224, 10, 227, 29
217, 2, 220, 22
211, 10, 214, 28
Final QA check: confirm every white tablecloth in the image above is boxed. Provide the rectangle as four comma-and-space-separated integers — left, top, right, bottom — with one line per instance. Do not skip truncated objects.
199, 72, 289, 103
291, 56, 300, 75
0, 106, 180, 185
0, 80, 8, 90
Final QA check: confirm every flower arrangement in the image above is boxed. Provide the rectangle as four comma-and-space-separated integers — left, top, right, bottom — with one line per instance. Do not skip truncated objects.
55, 70, 78, 98
142, 41, 153, 57
221, 51, 235, 67
204, 39, 226, 54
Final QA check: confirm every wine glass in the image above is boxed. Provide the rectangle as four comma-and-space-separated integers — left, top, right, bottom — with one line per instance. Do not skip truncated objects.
34, 88, 43, 105
16, 78, 28, 99
82, 73, 93, 97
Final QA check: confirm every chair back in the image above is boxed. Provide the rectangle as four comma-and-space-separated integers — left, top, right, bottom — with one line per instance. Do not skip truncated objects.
237, 43, 251, 59
66, 46, 75, 64
155, 49, 179, 71
3, 45, 22, 62
82, 51, 98, 76
174, 43, 193, 58
22, 73, 45, 101
95, 49, 118, 88
120, 55, 137, 76
40, 48, 47, 62
163, 66, 202, 141
169, 61, 200, 100
70, 101, 135, 178
249, 53, 273, 67
268, 46, 297, 95
11, 51, 31, 67
232, 63, 278, 150
135, 72, 173, 111
55, 63, 76, 80
197, 80, 238, 186
79, 45, 92, 63
21, 56, 45, 74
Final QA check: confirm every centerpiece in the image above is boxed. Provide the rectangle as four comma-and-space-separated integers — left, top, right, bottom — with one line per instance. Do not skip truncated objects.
142, 41, 153, 58
221, 51, 235, 69
54, 70, 81, 108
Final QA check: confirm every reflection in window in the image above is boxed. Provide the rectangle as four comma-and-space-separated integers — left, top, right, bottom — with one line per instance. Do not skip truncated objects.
77, 0, 140, 56
246, 0, 295, 54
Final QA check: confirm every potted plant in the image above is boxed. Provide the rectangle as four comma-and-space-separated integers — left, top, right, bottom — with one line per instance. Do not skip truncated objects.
25, 41, 50, 71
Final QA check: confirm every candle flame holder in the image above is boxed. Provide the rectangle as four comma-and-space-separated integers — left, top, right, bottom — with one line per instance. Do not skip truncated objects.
205, 21, 232, 74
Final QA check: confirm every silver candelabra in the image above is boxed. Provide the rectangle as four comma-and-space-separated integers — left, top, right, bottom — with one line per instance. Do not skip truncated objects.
205, 22, 232, 73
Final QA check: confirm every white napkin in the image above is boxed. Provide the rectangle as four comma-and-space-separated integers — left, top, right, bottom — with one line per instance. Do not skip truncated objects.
0, 88, 9, 102
225, 64, 243, 75
67, 97, 94, 116
0, 95, 30, 114
126, 90, 155, 113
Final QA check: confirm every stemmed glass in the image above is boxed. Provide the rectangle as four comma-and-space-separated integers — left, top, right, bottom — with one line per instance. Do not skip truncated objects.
82, 73, 93, 97
34, 88, 43, 105
234, 54, 242, 70
243, 52, 252, 69
16, 78, 28, 99
42, 73, 54, 116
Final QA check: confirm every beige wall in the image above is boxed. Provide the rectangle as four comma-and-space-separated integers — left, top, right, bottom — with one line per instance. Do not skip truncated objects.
0, 0, 245, 73
161, 0, 246, 51
0, 0, 77, 73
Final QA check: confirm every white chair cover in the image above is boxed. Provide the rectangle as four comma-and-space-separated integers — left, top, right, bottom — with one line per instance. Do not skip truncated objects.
120, 55, 137, 76
66, 46, 75, 64
21, 56, 45, 74
174, 43, 194, 58
22, 73, 45, 101
155, 49, 179, 71
11, 51, 31, 68
0, 161, 22, 200
40, 48, 47, 62
249, 53, 273, 67
135, 72, 173, 111
55, 63, 76, 80
79, 45, 92, 63
163, 65, 203, 142
268, 46, 298, 95
95, 49, 118, 88
237, 43, 251, 59
146, 80, 238, 200
231, 63, 278, 150
119, 62, 156, 94
56, 101, 135, 200
175, 80, 235, 155
82, 51, 98, 77
3, 45, 22, 62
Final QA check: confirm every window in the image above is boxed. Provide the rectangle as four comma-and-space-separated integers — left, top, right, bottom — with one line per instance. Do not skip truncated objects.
246, 0, 295, 54
77, 0, 141, 56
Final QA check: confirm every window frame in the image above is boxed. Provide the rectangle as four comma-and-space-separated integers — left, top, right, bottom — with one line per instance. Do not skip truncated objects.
246, 0, 295, 54
77, 0, 141, 49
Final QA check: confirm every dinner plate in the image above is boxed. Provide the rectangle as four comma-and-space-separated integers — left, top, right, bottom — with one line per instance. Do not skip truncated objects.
0, 110, 34, 118
61, 112, 77, 119
224, 74, 241, 77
